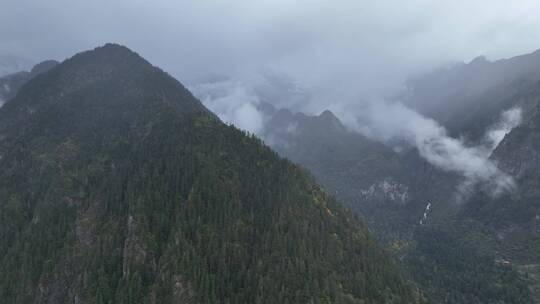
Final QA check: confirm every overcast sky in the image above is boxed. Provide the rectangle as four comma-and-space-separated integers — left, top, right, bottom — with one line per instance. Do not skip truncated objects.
3, 1, 540, 121
3, 0, 537, 193
3, 1, 540, 87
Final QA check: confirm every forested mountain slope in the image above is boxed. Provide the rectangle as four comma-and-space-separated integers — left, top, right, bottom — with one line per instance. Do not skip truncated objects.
0, 44, 421, 303
399, 48, 540, 301
261, 105, 533, 304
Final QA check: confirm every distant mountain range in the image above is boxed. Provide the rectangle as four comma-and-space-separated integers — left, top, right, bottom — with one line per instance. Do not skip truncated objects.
403, 49, 540, 274
3, 44, 540, 303
258, 48, 540, 303
260, 102, 534, 303
402, 50, 540, 141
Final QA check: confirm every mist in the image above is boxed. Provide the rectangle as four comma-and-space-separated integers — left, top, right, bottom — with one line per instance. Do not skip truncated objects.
190, 79, 265, 134
360, 101, 521, 195
485, 107, 523, 151
4, 1, 540, 92
2, 0, 540, 192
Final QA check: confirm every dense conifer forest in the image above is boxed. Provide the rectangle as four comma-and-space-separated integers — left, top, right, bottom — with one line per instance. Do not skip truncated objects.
0, 44, 422, 303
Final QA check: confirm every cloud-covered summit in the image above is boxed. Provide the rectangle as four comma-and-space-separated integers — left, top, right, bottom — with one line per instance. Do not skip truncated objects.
2, 0, 537, 195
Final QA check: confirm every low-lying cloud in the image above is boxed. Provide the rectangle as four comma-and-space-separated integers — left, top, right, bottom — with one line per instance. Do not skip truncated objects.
359, 101, 521, 196
484, 107, 522, 151
193, 73, 522, 198
190, 79, 264, 134
1, 0, 536, 199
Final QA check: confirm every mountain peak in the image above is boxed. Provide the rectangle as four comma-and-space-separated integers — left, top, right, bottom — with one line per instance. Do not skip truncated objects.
0, 44, 210, 129
101, 42, 132, 51
0, 45, 420, 303
65, 43, 152, 71
316, 109, 346, 131
94, 43, 140, 57
30, 60, 59, 76
319, 109, 339, 121
469, 55, 489, 65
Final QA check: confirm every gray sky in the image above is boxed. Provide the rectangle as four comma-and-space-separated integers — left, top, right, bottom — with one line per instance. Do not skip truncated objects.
3, 0, 538, 194
3, 1, 540, 87
3, 1, 540, 129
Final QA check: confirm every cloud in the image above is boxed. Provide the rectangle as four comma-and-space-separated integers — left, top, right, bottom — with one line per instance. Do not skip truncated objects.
0, 55, 33, 77
484, 107, 522, 151
358, 101, 518, 196
189, 79, 264, 134
3, 1, 540, 94
0, 1, 533, 196
187, 65, 522, 199
2, 1, 540, 122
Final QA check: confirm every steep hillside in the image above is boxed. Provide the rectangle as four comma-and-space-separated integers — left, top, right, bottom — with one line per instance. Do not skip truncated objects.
461, 103, 540, 265
261, 106, 533, 303
402, 49, 540, 300
0, 44, 422, 303
261, 106, 459, 241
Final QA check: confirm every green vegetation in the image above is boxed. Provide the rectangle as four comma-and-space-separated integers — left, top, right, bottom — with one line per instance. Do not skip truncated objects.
261, 106, 535, 303
405, 224, 532, 304
0, 44, 422, 303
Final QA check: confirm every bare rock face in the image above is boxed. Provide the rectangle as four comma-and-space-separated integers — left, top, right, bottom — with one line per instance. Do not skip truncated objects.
359, 179, 409, 205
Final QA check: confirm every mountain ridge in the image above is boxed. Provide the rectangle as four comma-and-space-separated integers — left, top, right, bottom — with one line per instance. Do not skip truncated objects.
261, 103, 533, 303
0, 44, 422, 303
